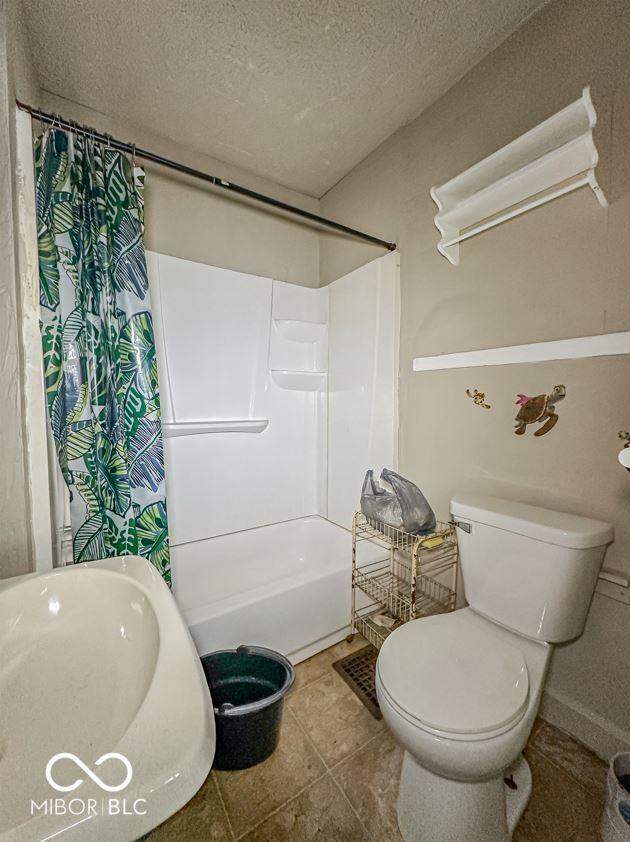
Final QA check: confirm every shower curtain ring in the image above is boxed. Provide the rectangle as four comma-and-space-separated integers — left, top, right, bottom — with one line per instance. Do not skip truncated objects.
49, 113, 60, 152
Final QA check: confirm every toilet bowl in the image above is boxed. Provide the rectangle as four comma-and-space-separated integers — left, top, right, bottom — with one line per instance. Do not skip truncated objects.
376, 609, 549, 840
376, 494, 613, 841
377, 609, 549, 780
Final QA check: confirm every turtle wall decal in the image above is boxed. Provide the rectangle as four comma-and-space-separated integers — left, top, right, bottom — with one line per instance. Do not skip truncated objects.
514, 385, 566, 437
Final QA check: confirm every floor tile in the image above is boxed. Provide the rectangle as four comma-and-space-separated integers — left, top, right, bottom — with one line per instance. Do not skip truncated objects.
529, 716, 545, 742
567, 830, 604, 842
515, 747, 602, 842
294, 649, 334, 692
531, 720, 607, 797
214, 711, 326, 837
288, 668, 384, 768
240, 774, 369, 841
325, 634, 368, 663
150, 641, 609, 842
149, 773, 232, 841
333, 730, 404, 841
294, 635, 368, 693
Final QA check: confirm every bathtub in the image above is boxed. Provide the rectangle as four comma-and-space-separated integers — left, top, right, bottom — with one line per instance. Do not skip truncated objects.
172, 516, 386, 663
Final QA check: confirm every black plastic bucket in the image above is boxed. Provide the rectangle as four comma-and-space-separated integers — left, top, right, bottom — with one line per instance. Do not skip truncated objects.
200, 645, 295, 771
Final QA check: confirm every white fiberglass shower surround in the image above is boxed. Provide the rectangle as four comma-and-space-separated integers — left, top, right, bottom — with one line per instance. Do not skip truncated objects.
147, 250, 399, 662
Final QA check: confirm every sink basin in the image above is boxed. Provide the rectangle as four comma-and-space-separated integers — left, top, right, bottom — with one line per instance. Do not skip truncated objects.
0, 556, 215, 841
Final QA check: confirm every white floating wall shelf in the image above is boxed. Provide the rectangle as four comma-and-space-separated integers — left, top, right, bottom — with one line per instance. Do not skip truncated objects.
431, 87, 608, 265
412, 331, 630, 372
162, 419, 269, 438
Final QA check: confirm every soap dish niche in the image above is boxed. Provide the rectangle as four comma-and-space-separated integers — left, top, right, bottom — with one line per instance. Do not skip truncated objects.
269, 284, 329, 389
270, 370, 327, 391
273, 318, 327, 344
269, 319, 328, 384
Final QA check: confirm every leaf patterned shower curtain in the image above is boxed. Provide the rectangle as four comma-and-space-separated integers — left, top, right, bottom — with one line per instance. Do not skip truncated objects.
35, 128, 171, 585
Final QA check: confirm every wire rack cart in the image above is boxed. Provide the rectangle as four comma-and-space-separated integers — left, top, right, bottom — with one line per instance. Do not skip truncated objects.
350, 512, 458, 650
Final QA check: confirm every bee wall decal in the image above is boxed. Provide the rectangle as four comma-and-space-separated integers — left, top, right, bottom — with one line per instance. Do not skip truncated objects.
466, 389, 491, 409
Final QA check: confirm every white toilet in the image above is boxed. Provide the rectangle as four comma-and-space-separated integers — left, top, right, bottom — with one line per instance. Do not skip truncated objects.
376, 494, 613, 842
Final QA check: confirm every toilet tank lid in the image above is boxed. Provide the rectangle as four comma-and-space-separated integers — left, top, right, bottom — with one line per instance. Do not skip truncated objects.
450, 495, 613, 549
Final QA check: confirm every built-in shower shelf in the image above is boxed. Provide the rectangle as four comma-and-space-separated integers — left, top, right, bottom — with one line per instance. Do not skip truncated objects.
273, 319, 327, 343
270, 370, 327, 391
162, 419, 269, 438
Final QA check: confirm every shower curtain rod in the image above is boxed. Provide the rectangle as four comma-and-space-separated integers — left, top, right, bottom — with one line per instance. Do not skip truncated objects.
17, 100, 397, 252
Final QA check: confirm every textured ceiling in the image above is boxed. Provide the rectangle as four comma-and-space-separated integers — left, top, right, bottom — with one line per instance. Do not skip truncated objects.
22, 0, 546, 196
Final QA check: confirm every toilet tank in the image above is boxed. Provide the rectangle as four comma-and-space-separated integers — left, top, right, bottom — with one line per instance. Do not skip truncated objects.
450, 495, 613, 643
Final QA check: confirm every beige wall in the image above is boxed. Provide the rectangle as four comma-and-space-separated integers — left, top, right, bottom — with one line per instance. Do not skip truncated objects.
0, 0, 40, 578
320, 0, 630, 758
40, 93, 321, 288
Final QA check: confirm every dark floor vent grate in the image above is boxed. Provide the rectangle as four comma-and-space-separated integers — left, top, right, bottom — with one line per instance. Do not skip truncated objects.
332, 644, 381, 720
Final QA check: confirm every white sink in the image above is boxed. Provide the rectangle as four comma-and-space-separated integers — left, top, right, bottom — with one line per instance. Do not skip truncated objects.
0, 556, 215, 841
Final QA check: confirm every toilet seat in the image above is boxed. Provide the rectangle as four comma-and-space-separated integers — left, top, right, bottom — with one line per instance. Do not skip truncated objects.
377, 611, 529, 738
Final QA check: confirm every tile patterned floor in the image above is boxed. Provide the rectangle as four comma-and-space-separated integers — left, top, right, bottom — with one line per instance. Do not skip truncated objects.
149, 636, 607, 841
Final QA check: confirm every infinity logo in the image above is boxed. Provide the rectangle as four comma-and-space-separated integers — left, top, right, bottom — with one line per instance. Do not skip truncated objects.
45, 752, 133, 793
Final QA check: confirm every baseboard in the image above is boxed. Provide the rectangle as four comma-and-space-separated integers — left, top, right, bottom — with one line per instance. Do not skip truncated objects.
540, 687, 630, 761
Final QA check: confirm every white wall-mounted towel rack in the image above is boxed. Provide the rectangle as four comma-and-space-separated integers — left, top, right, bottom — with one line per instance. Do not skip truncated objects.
431, 87, 608, 265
